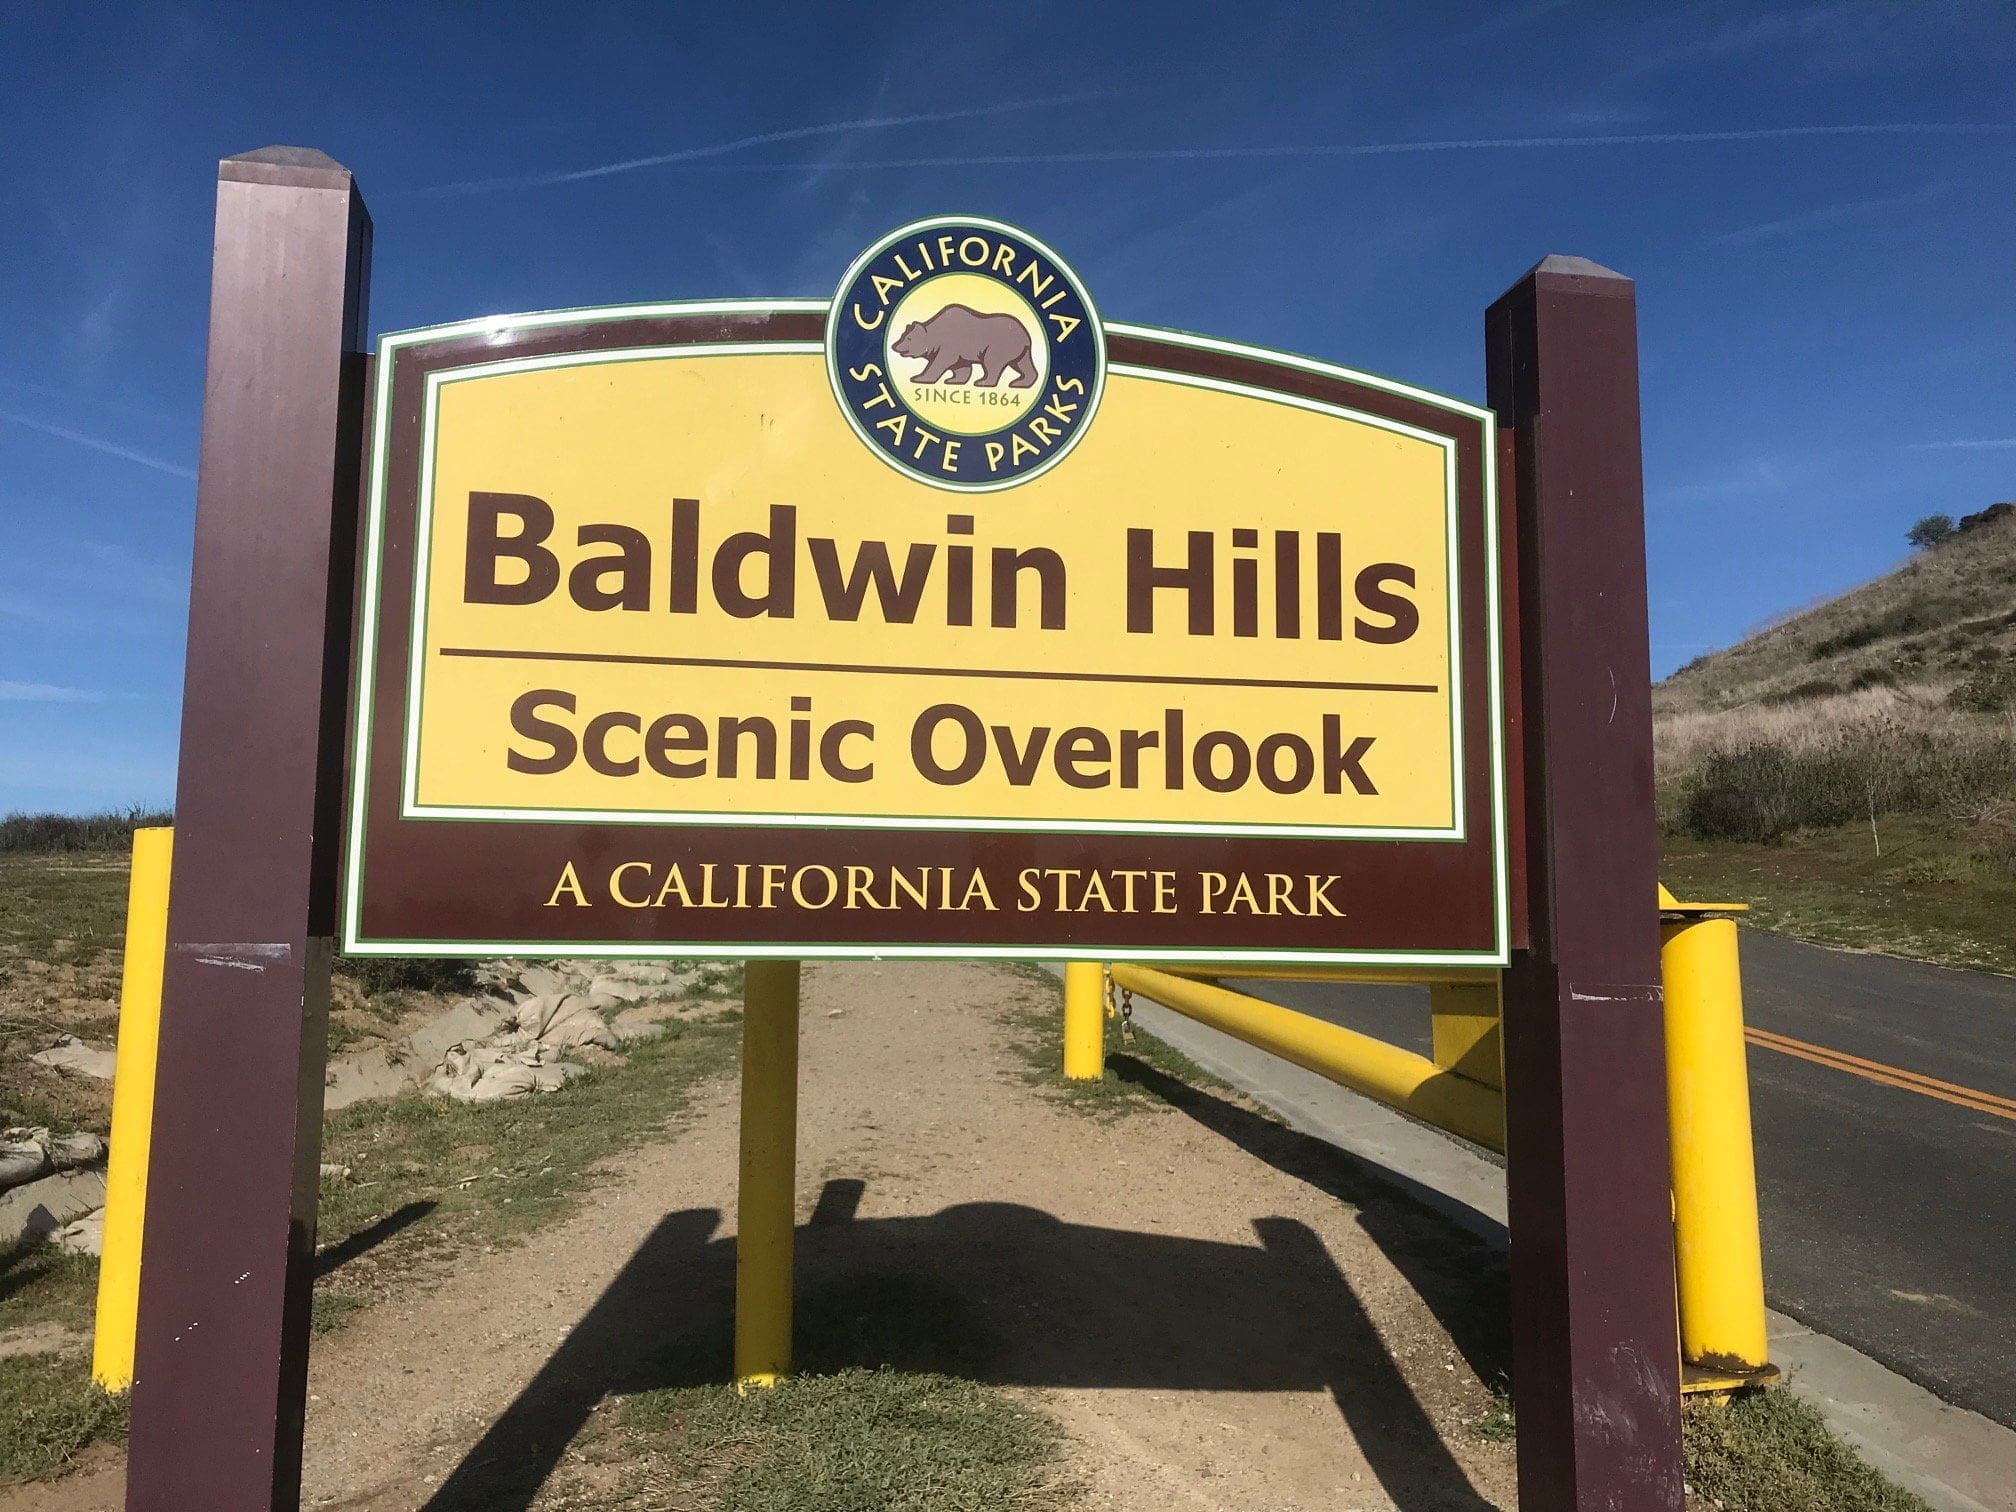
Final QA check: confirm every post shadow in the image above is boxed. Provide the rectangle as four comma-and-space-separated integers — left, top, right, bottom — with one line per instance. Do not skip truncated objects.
421, 1182, 1495, 1512
1110, 1052, 1512, 1392
314, 1200, 437, 1278
423, 1207, 733, 1510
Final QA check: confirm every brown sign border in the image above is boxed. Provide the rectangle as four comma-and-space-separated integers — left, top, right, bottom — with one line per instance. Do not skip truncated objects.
133, 149, 1682, 1511
341, 301, 1507, 964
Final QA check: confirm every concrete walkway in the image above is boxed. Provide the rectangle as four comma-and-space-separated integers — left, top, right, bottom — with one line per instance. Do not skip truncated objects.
1123, 995, 2016, 1512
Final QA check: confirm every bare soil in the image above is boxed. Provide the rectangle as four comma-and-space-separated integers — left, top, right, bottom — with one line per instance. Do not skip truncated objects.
0, 960, 1516, 1511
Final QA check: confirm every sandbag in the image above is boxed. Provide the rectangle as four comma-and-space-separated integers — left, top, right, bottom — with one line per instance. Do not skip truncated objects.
29, 1035, 117, 1079
426, 1042, 584, 1102
0, 1127, 107, 1194
510, 992, 619, 1051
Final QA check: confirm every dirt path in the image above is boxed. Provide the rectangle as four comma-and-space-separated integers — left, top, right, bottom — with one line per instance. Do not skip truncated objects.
5, 961, 1515, 1511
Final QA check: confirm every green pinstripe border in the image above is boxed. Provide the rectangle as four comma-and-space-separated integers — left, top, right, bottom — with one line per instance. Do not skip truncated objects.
396, 346, 1465, 843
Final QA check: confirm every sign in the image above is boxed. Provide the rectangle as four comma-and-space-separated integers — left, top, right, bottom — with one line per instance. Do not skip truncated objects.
342, 219, 1505, 962
139, 152, 1682, 1512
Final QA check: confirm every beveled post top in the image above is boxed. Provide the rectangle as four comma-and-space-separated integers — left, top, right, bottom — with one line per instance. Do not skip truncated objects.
219, 145, 356, 192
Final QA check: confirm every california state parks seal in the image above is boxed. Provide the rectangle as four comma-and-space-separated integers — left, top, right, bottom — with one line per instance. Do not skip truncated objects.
828, 216, 1105, 491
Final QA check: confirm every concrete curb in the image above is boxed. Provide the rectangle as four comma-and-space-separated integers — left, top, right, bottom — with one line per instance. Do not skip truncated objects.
1117, 995, 2016, 1512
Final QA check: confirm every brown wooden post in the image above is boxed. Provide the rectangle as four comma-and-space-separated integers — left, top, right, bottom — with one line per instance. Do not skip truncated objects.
127, 147, 370, 1512
1486, 257, 1685, 1509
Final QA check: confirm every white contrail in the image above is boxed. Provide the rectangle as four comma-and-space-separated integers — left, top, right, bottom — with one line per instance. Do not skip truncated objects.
1909, 437, 2016, 450
0, 409, 195, 480
0, 681, 102, 703
635, 119, 2014, 173
415, 94, 1111, 196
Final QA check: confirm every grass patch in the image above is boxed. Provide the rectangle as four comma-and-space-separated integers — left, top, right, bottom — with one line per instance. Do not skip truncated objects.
0, 1240, 100, 1334
600, 1368, 1076, 1511
993, 965, 1254, 1123
309, 1290, 369, 1336
1662, 816, 2016, 975
1474, 1384, 1516, 1443
0, 1239, 120, 1483
313, 1009, 741, 1319
0, 1353, 126, 1484
0, 853, 132, 1134
0, 853, 131, 1007
1683, 1388, 1930, 1512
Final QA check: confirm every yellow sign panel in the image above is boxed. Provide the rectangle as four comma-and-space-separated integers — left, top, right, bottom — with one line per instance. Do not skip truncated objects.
405, 347, 1460, 839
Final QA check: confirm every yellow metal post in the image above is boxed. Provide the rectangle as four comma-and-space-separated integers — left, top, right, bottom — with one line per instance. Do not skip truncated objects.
1063, 961, 1106, 1080
735, 958, 801, 1388
1662, 912, 1772, 1383
1430, 981, 1502, 1090
93, 826, 174, 1392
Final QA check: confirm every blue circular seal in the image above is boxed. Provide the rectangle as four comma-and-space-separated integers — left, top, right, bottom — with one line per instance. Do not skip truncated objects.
828, 216, 1104, 491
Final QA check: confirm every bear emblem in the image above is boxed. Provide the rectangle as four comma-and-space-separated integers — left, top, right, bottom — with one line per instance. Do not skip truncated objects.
892, 304, 1040, 388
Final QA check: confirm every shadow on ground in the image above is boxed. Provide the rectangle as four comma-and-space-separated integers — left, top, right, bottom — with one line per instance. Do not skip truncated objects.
1108, 1053, 1512, 1391
422, 1073, 1513, 1512
315, 1200, 437, 1279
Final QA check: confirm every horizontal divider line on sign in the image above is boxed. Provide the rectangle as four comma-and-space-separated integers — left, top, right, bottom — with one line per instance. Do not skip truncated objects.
435, 645, 1443, 695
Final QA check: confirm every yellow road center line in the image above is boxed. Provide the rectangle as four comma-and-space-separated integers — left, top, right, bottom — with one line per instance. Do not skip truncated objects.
1744, 1027, 2016, 1122
1745, 1026, 2016, 1105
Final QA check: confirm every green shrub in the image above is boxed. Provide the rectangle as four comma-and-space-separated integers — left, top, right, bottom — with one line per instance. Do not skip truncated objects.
0, 809, 172, 855
1680, 745, 1854, 842
1967, 800, 2016, 876
1947, 663, 2016, 714
1678, 729, 2016, 843
1906, 514, 1956, 550
331, 956, 478, 996
1762, 677, 1840, 705
1808, 604, 1931, 660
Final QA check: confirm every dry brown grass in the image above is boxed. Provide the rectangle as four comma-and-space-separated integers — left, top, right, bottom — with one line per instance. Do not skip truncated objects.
1655, 512, 2016, 848
1652, 513, 2016, 968
1654, 686, 2016, 835
1658, 511, 2016, 718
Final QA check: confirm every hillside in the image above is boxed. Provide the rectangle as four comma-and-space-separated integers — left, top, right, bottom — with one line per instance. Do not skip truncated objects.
1653, 505, 2016, 973
1658, 504, 2015, 718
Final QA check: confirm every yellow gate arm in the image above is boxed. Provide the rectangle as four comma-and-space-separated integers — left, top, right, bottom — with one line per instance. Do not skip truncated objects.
1109, 963, 1504, 1152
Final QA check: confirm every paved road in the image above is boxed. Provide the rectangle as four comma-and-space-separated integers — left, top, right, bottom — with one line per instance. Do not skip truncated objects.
1226, 930, 2016, 1428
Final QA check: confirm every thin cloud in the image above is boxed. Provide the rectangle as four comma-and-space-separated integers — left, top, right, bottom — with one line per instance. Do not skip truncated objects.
1707, 185, 1939, 247
1658, 455, 1808, 503
0, 681, 102, 703
643, 119, 2013, 173
0, 374, 174, 423
413, 94, 1111, 196
1460, 0, 1577, 42
0, 409, 195, 480
1910, 437, 2016, 450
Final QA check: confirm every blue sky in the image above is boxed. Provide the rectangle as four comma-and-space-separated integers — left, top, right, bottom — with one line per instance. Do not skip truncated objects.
2, 1, 2011, 814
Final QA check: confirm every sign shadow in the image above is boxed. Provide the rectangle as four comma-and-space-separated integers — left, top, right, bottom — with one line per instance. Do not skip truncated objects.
420, 1181, 1496, 1510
